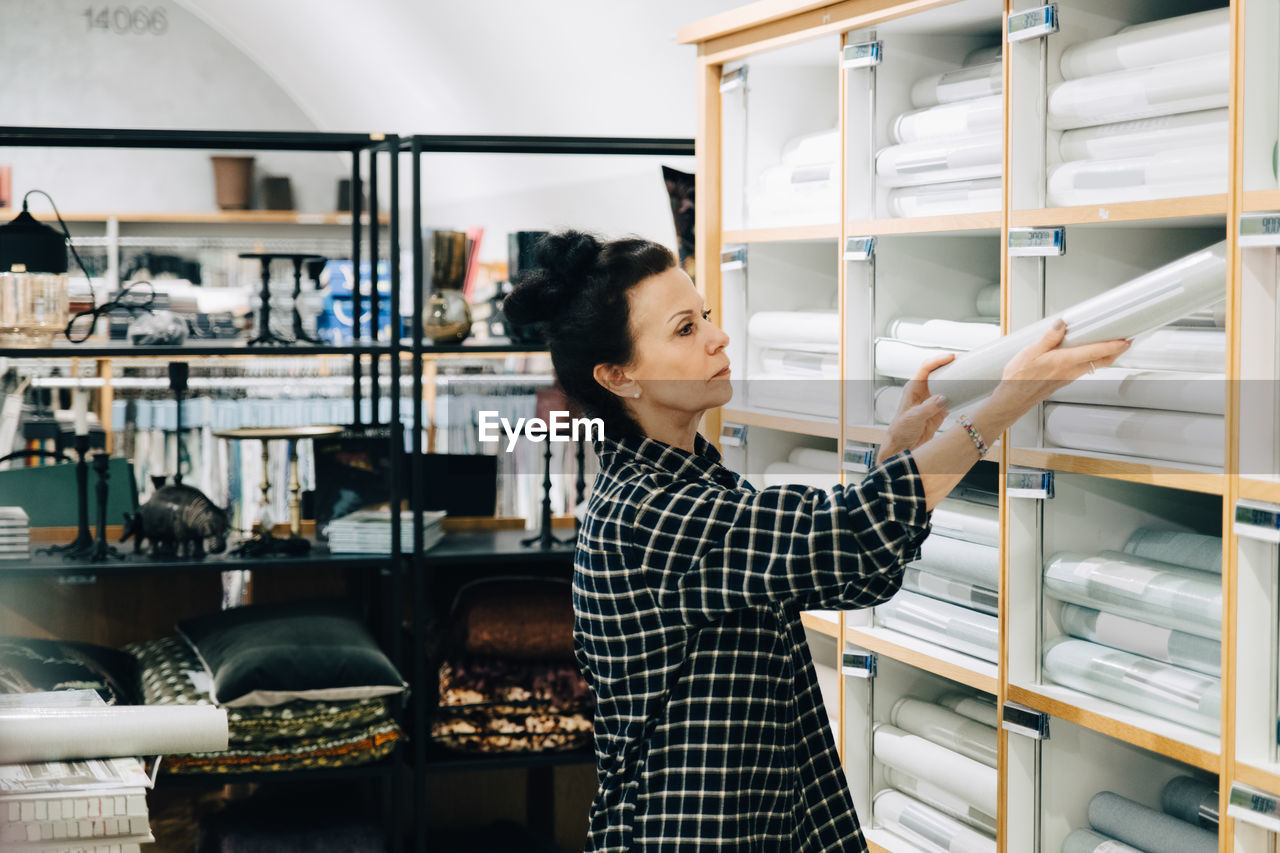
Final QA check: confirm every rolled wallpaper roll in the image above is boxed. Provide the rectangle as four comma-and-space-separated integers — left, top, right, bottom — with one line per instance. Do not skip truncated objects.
0, 705, 229, 763
747, 376, 839, 419
1162, 775, 1220, 830
1047, 367, 1224, 415
1059, 8, 1229, 80
1048, 53, 1230, 130
1044, 551, 1222, 639
1088, 790, 1218, 853
789, 447, 841, 471
886, 317, 1001, 351
875, 134, 1003, 188
1047, 145, 1228, 207
1043, 403, 1224, 468
904, 566, 998, 616
875, 384, 904, 425
964, 45, 1002, 67
894, 96, 1003, 144
782, 128, 840, 167
874, 724, 999, 816
1059, 109, 1229, 162
890, 697, 998, 767
912, 535, 1000, 589
876, 591, 999, 662
930, 499, 999, 547
1043, 638, 1221, 734
1115, 328, 1225, 373
1061, 828, 1142, 853
927, 242, 1227, 410
1058, 602, 1221, 676
1124, 528, 1222, 574
883, 766, 998, 835
975, 284, 1001, 318
1174, 302, 1227, 329
874, 790, 997, 853
747, 311, 840, 347
911, 62, 1003, 108
936, 692, 998, 728
762, 461, 836, 489
887, 178, 1002, 218
876, 338, 963, 380
760, 347, 840, 378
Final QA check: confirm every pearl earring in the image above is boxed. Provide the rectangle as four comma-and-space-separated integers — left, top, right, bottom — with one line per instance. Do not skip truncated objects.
633, 390, 641, 399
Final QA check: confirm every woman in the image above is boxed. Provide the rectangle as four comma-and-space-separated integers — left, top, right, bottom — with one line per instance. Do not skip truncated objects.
503, 231, 1128, 852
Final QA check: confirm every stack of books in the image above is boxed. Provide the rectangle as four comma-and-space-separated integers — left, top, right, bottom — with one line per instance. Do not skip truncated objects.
0, 507, 30, 560
325, 509, 447, 554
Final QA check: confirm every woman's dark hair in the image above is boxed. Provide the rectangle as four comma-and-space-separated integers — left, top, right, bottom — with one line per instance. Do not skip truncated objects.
502, 230, 676, 438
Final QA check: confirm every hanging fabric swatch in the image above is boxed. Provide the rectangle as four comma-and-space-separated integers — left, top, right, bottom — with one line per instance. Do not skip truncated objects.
876, 591, 999, 662
1161, 776, 1219, 830
889, 697, 998, 767
882, 766, 998, 836
874, 790, 996, 853
1123, 528, 1223, 574
1047, 367, 1224, 416
888, 179, 1003, 218
1058, 602, 1221, 676
1059, 8, 1229, 80
873, 724, 998, 815
903, 566, 998, 616
1087, 791, 1218, 853
1043, 403, 1224, 468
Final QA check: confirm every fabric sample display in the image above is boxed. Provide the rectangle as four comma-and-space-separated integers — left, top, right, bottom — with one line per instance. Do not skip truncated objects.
1087, 790, 1218, 853
1162, 776, 1220, 830
882, 766, 997, 836
975, 285, 1001, 318
1058, 602, 1221, 677
890, 697, 997, 767
1043, 638, 1220, 734
1047, 145, 1227, 207
747, 311, 840, 347
1047, 368, 1224, 416
1059, 109, 1229, 162
762, 462, 836, 489
782, 128, 840, 167
936, 692, 998, 728
876, 591, 999, 663
874, 790, 996, 853
1124, 528, 1223, 574
887, 178, 1002, 218
893, 96, 1003, 144
911, 62, 1003, 108
904, 566, 998, 616
875, 135, 1002, 188
1059, 8, 1229, 80
1047, 53, 1230, 131
0, 704, 229, 763
875, 338, 963, 381
788, 447, 841, 471
1061, 829, 1142, 853
886, 317, 1001, 351
1043, 403, 1224, 468
930, 499, 999, 547
873, 724, 998, 815
912, 534, 1000, 590
928, 242, 1227, 409
1044, 551, 1222, 639
1115, 328, 1225, 373
760, 347, 839, 378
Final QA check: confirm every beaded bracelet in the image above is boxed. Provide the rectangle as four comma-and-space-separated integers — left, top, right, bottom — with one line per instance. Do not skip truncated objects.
956, 413, 989, 459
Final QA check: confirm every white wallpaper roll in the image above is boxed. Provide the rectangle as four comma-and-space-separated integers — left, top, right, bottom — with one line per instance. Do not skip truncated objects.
1047, 145, 1228, 207
912, 535, 1000, 590
1174, 302, 1227, 329
788, 447, 841, 470
0, 706, 229, 763
759, 347, 840, 378
1115, 328, 1225, 373
1048, 53, 1230, 130
894, 96, 1003, 144
1124, 528, 1223, 574
877, 591, 999, 662
762, 461, 835, 489
875, 338, 964, 380
874, 725, 999, 816
1059, 109, 1229, 161
904, 566, 998, 616
1043, 638, 1221, 734
782, 128, 841, 167
1044, 550, 1222, 639
937, 692, 999, 728
890, 697, 998, 767
1047, 367, 1224, 415
747, 311, 840, 347
886, 317, 1001, 351
965, 45, 1003, 67
927, 242, 1227, 410
1061, 828, 1143, 853
1043, 403, 1224, 468
876, 135, 1003, 187
883, 767, 998, 835
1059, 8, 1230, 80
747, 375, 839, 419
875, 790, 997, 853
930, 500, 1000, 547
975, 284, 1001, 318
1059, 602, 1222, 676
887, 179, 1002, 218
875, 384, 904, 424
911, 62, 1003, 108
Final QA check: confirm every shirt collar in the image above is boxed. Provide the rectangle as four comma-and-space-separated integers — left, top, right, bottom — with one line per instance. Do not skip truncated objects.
596, 431, 736, 486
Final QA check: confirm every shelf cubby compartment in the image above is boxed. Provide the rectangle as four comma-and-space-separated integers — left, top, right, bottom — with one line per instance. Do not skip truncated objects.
720, 34, 841, 232
716, 419, 841, 494
1007, 470, 1224, 770
1233, 498, 1280, 794
842, 650, 999, 853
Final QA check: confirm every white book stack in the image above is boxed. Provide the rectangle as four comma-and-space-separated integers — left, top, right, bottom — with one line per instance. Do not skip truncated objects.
325, 509, 448, 554
0, 507, 30, 560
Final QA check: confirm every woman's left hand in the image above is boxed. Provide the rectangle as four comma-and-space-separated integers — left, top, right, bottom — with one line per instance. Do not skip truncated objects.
877, 353, 954, 462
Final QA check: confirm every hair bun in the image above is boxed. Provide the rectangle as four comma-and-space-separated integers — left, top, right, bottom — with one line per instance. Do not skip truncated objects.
503, 230, 602, 327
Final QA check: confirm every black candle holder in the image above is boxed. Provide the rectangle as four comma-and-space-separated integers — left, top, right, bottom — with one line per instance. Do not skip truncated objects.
87, 452, 122, 562
48, 434, 94, 558
239, 253, 325, 346
290, 255, 324, 344
521, 437, 577, 550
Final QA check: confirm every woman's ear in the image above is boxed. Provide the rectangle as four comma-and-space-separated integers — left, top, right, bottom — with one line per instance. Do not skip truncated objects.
593, 363, 641, 400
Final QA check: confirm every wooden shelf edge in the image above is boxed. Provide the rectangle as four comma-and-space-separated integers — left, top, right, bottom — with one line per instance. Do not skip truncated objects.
1235, 762, 1280, 798
844, 424, 889, 445
720, 407, 840, 439
1239, 476, 1280, 504
1007, 448, 1227, 495
1243, 188, 1280, 213
1009, 195, 1228, 227
1006, 684, 1219, 772
801, 611, 841, 639
844, 625, 999, 695
845, 211, 1002, 236
722, 223, 841, 243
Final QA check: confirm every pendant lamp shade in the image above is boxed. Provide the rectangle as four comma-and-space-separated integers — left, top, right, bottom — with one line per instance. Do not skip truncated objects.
0, 207, 69, 274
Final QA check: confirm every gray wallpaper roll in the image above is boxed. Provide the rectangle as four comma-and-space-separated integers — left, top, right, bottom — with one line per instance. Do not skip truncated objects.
1087, 791, 1218, 853
937, 692, 999, 728
904, 566, 999, 616
913, 534, 1000, 589
1123, 529, 1222, 574
1061, 828, 1142, 853
890, 698, 998, 767
1161, 776, 1219, 830
883, 766, 998, 836
975, 284, 1001, 318
877, 591, 999, 663
1058, 602, 1221, 677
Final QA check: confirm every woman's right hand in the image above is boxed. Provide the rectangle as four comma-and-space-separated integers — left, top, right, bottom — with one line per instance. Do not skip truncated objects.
990, 319, 1131, 415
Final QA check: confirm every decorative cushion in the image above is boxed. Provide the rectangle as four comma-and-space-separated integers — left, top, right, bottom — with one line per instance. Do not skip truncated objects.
449, 577, 574, 661
0, 636, 139, 705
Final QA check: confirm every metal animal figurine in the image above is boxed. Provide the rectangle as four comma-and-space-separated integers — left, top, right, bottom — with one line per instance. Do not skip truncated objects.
121, 483, 229, 559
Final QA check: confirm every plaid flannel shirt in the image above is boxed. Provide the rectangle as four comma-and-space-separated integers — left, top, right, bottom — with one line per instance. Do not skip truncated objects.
574, 432, 932, 852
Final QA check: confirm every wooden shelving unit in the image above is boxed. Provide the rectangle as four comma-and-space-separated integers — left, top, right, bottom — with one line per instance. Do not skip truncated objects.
720, 407, 841, 439
722, 223, 841, 242
846, 211, 1002, 236
1008, 195, 1230, 227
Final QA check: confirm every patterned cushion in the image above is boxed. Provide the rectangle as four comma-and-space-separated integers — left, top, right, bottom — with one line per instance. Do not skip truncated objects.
0, 636, 139, 705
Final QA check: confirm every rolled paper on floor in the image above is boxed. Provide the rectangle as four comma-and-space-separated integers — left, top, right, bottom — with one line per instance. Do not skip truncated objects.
875, 134, 1003, 188
1047, 367, 1225, 415
788, 447, 841, 471
1061, 828, 1143, 853
747, 311, 840, 347
1115, 328, 1225, 373
975, 284, 1001, 318
912, 535, 1000, 590
1059, 108, 1229, 161
890, 697, 998, 767
886, 317, 1001, 351
1043, 638, 1221, 734
1058, 602, 1221, 676
760, 347, 840, 378
911, 62, 1003, 108
782, 128, 840, 167
1087, 790, 1219, 853
936, 691, 998, 728
762, 461, 837, 489
893, 96, 1003, 144
875, 338, 964, 380
874, 724, 999, 816
0, 705, 229, 763
1047, 145, 1228, 207
1048, 53, 1230, 130
1124, 528, 1222, 574
930, 499, 999, 547
1043, 403, 1224, 468
876, 591, 999, 663
905, 566, 998, 616
883, 767, 998, 835
1162, 776, 1220, 830
1044, 550, 1222, 639
887, 178, 1003, 218
1059, 8, 1229, 80
874, 789, 997, 853
926, 241, 1227, 410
